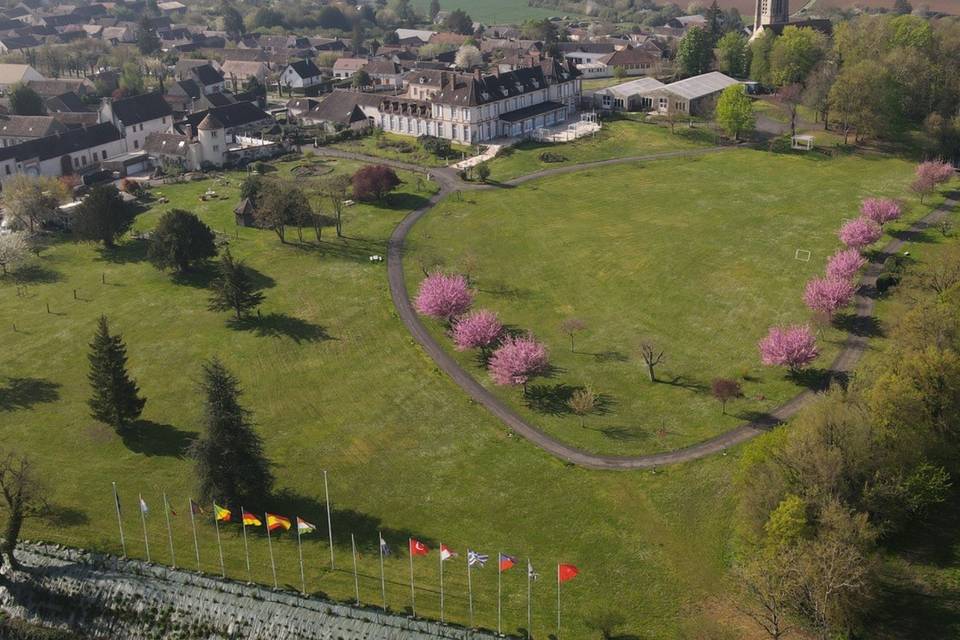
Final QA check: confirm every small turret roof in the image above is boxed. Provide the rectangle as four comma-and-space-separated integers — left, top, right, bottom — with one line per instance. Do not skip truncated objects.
197, 113, 223, 130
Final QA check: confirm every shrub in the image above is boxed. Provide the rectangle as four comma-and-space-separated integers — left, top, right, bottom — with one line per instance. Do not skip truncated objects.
351, 164, 401, 202
539, 151, 567, 163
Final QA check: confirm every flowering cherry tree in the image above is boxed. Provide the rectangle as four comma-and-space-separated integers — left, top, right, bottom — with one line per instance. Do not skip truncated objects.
488, 334, 549, 390
414, 273, 473, 323
838, 217, 882, 249
860, 198, 902, 226
452, 309, 503, 353
758, 325, 819, 372
826, 248, 867, 281
803, 277, 856, 317
916, 160, 955, 185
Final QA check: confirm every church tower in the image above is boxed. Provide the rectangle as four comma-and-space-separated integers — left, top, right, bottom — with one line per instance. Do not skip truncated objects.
754, 0, 789, 33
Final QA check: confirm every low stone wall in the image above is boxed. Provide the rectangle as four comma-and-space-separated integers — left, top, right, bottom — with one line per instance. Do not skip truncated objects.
0, 543, 499, 640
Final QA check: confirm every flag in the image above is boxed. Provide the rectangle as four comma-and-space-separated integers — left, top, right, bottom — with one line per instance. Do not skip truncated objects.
296, 517, 316, 534
499, 553, 517, 572
440, 544, 457, 561
266, 513, 291, 532
558, 564, 579, 583
114, 489, 123, 515
467, 550, 488, 567
191, 500, 205, 516
214, 504, 231, 522
528, 560, 539, 581
380, 536, 391, 557
242, 511, 262, 527
169, 504, 177, 517
409, 538, 429, 556
139, 497, 149, 515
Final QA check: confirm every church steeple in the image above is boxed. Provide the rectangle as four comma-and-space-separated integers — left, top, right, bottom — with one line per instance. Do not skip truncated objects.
753, 0, 789, 34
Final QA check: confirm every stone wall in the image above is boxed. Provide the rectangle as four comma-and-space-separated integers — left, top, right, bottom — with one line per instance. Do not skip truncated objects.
0, 543, 500, 640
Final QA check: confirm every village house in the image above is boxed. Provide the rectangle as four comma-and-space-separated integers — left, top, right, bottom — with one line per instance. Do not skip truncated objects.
0, 63, 43, 91
98, 91, 174, 152
0, 115, 67, 147
332, 57, 367, 80
0, 122, 125, 185
280, 59, 324, 89
221, 60, 270, 90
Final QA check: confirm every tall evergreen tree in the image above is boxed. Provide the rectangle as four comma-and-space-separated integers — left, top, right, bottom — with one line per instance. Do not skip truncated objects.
676, 26, 714, 77
705, 0, 722, 45
137, 16, 161, 55
87, 316, 146, 431
190, 359, 273, 505
147, 209, 217, 273
72, 184, 132, 247
207, 248, 264, 320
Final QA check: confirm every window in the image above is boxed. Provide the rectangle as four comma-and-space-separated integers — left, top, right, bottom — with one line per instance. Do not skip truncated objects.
73, 157, 79, 169
134, 140, 139, 149
4, 165, 9, 175
103, 151, 108, 160
81, 156, 87, 166
213, 145, 219, 152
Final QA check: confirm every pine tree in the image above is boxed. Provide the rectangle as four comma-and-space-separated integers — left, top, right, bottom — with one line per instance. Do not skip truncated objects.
190, 359, 274, 505
207, 248, 264, 320
87, 316, 146, 431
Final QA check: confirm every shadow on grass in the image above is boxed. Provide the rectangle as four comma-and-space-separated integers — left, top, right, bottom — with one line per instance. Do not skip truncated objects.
736, 410, 783, 429
591, 350, 629, 363
96, 239, 149, 264
834, 312, 884, 338
787, 368, 837, 392
120, 420, 196, 458
300, 236, 386, 263
658, 374, 708, 393
172, 262, 276, 291
44, 504, 90, 528
3, 264, 63, 285
0, 377, 61, 411
228, 313, 334, 344
477, 281, 535, 300
587, 425, 650, 442
524, 384, 615, 416
889, 227, 935, 244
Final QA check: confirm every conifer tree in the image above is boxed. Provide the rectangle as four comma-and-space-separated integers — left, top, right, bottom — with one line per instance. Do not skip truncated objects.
190, 359, 273, 505
207, 248, 264, 320
87, 316, 146, 431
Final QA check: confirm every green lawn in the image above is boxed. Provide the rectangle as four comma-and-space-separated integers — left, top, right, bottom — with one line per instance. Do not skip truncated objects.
2, 158, 744, 638
327, 131, 473, 168
404, 148, 944, 456
486, 117, 717, 182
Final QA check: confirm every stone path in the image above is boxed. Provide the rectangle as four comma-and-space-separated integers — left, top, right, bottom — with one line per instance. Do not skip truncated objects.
312, 144, 958, 469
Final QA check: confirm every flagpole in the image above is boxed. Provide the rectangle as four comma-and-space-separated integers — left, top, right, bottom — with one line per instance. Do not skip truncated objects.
408, 537, 416, 617
265, 512, 278, 589
188, 500, 201, 572
241, 505, 251, 583
297, 518, 306, 595
497, 552, 502, 636
527, 558, 532, 640
351, 533, 360, 606
378, 530, 386, 612
467, 555, 474, 628
213, 502, 225, 578
556, 563, 561, 640
323, 470, 334, 570
162, 492, 175, 569
138, 493, 151, 562
111, 482, 126, 558
439, 541, 445, 624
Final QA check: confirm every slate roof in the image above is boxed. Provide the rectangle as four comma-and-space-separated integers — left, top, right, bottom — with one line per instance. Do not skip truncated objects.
302, 90, 379, 124
365, 59, 400, 75
0, 115, 66, 138
108, 91, 173, 126
143, 131, 190, 156
655, 71, 739, 100
170, 79, 202, 99
287, 58, 322, 78
600, 48, 659, 67
26, 78, 92, 97
191, 63, 224, 86
434, 59, 577, 107
178, 101, 272, 135
0, 122, 120, 162
0, 35, 39, 50
498, 100, 565, 122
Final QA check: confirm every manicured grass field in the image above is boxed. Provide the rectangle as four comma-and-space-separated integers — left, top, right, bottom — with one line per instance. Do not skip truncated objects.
328, 131, 472, 168
2, 159, 744, 637
404, 148, 943, 456
486, 118, 716, 182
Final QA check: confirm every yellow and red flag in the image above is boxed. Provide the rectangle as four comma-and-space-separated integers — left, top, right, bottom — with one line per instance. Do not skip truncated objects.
214, 504, 231, 522
242, 511, 262, 527
266, 513, 292, 532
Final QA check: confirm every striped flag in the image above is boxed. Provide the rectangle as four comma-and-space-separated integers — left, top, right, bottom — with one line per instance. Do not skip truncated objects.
242, 511, 262, 527
266, 513, 291, 532
296, 517, 316, 534
467, 550, 488, 567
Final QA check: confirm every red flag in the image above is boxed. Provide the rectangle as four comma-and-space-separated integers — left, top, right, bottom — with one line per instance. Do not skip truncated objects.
409, 538, 429, 556
558, 564, 579, 583
499, 553, 517, 572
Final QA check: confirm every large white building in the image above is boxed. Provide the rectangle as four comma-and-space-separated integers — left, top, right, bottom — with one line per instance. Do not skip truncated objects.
374, 59, 581, 144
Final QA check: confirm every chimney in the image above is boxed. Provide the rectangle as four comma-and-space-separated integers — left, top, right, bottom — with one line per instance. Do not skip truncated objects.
447, 72, 456, 90
440, 71, 448, 88
474, 68, 482, 81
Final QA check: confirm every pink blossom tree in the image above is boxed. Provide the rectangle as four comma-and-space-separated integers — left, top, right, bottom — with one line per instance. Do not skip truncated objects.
758, 325, 819, 372
803, 277, 856, 317
860, 198, 902, 226
916, 160, 954, 185
488, 334, 550, 391
452, 309, 503, 353
825, 248, 867, 281
911, 175, 936, 204
838, 217, 882, 249
413, 272, 473, 323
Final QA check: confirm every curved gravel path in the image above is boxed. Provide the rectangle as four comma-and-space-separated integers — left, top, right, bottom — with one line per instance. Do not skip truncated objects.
313, 145, 958, 469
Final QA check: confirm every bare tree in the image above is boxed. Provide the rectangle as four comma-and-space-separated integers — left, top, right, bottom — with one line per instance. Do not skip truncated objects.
567, 386, 597, 428
0, 451, 47, 569
319, 174, 352, 237
639, 340, 665, 382
778, 83, 803, 138
736, 554, 796, 640
560, 317, 587, 352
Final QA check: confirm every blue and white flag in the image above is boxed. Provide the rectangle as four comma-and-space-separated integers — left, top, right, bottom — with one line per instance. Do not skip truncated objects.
380, 535, 391, 557
139, 497, 149, 515
467, 550, 489, 567
528, 559, 539, 581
